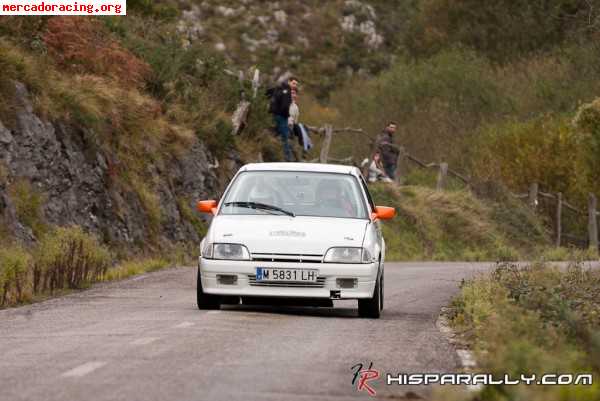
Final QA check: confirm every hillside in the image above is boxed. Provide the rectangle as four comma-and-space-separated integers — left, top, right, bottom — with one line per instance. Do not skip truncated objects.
0, 15, 229, 255
1, 1, 598, 307
370, 183, 551, 261
175, 0, 413, 99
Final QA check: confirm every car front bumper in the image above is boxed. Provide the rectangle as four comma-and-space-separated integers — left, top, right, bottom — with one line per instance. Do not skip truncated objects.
199, 257, 378, 299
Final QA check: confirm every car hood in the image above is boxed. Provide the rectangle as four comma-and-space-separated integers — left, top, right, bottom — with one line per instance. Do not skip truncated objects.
209, 215, 369, 255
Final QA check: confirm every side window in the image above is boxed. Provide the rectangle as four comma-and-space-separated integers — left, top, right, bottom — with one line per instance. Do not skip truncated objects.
359, 175, 376, 212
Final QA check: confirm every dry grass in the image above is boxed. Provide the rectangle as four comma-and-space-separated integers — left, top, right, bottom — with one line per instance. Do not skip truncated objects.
102, 258, 171, 281
0, 226, 181, 308
0, 246, 32, 306
370, 184, 549, 261
438, 262, 600, 400
0, 226, 111, 307
33, 226, 111, 293
44, 17, 151, 87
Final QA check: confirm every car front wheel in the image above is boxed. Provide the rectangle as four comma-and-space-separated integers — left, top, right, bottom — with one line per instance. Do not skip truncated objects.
197, 267, 221, 310
358, 272, 382, 318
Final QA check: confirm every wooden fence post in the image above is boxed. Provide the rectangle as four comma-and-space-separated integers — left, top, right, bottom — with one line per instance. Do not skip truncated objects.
555, 192, 562, 247
395, 146, 406, 184
588, 193, 599, 250
436, 162, 448, 191
319, 124, 333, 163
529, 183, 539, 210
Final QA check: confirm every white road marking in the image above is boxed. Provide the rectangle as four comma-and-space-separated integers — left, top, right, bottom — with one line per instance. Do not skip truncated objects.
207, 311, 221, 314
61, 362, 107, 378
174, 321, 194, 328
130, 337, 159, 346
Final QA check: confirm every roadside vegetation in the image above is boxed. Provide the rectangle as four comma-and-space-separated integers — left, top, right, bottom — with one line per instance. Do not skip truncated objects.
0, 226, 178, 308
437, 262, 600, 401
370, 183, 550, 261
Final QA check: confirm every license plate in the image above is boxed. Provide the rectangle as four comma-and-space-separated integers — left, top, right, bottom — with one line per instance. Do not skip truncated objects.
255, 268, 318, 282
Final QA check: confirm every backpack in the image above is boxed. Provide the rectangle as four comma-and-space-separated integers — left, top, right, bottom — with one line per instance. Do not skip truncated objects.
266, 86, 279, 114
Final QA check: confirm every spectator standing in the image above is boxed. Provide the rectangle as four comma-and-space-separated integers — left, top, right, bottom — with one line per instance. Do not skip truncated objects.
376, 121, 400, 180
269, 76, 299, 162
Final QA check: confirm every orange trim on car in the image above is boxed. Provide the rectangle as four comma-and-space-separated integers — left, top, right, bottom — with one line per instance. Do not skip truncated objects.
197, 200, 218, 215
373, 206, 395, 221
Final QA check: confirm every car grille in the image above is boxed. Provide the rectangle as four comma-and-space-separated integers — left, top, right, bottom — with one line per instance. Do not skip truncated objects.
251, 253, 323, 263
248, 275, 327, 288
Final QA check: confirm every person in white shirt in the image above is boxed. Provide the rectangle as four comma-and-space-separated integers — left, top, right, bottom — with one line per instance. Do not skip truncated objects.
367, 151, 393, 183
288, 89, 299, 126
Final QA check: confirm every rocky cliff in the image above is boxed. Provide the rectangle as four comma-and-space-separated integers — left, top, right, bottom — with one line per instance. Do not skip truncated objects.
0, 81, 218, 250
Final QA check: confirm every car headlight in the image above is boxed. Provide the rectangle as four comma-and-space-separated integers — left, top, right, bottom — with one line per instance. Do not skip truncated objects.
206, 243, 251, 260
324, 247, 373, 264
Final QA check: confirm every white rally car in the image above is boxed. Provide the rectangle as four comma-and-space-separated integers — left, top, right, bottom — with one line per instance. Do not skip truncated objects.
196, 163, 395, 318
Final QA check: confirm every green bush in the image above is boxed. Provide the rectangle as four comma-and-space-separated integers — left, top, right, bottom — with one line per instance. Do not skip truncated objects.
473, 116, 588, 201
573, 98, 600, 190
8, 179, 47, 238
0, 246, 31, 306
177, 197, 207, 238
329, 49, 509, 165
406, 0, 597, 62
33, 226, 111, 293
125, 0, 179, 21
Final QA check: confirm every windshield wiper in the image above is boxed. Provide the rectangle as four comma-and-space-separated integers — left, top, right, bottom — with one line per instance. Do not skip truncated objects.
224, 201, 295, 217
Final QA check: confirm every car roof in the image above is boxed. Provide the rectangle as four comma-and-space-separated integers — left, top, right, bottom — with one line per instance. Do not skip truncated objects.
240, 163, 360, 176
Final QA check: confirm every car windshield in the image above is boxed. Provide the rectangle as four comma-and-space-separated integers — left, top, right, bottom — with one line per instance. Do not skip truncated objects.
220, 171, 369, 219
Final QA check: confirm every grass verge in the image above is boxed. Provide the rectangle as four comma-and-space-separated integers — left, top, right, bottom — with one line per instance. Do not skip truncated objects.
436, 262, 600, 401
0, 226, 180, 309
369, 184, 550, 261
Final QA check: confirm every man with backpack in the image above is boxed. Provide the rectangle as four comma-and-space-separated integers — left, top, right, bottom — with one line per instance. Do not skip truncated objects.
269, 76, 299, 162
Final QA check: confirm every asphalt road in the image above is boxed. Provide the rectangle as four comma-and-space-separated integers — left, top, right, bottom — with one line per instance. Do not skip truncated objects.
0, 262, 497, 401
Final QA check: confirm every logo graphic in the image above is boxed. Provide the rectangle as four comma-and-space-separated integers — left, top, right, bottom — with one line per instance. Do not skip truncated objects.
269, 230, 306, 237
351, 362, 380, 397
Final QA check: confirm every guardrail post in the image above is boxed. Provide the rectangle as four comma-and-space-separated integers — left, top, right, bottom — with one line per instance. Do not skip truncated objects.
319, 124, 333, 163
528, 183, 539, 210
555, 192, 562, 247
588, 193, 598, 251
436, 162, 448, 191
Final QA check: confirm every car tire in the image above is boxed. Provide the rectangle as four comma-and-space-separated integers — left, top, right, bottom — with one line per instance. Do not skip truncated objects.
197, 268, 220, 310
380, 271, 384, 311
358, 272, 382, 318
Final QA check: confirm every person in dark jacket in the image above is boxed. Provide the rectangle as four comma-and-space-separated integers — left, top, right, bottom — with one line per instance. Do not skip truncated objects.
376, 121, 400, 179
269, 76, 299, 162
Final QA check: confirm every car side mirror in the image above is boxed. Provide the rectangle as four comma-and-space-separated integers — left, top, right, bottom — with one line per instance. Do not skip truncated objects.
197, 200, 218, 215
371, 206, 395, 221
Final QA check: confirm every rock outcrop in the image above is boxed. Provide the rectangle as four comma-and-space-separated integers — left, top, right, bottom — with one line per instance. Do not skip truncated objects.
0, 81, 218, 249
